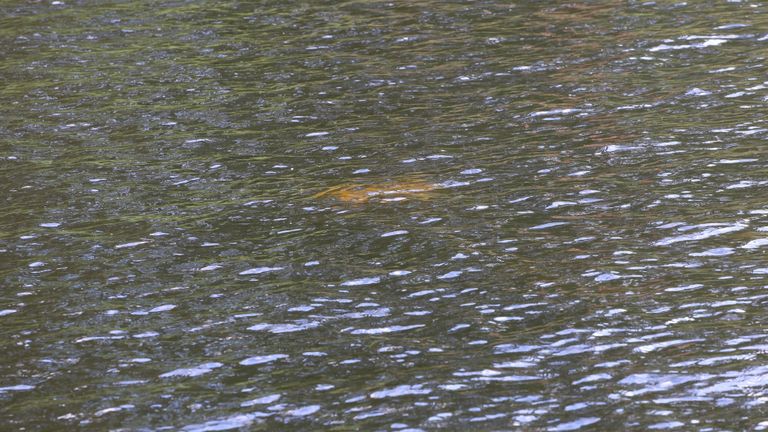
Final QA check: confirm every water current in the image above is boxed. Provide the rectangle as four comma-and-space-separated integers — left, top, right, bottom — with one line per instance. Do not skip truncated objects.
4, 1, 768, 430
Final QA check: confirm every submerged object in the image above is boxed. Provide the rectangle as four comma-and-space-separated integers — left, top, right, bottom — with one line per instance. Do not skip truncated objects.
313, 179, 439, 203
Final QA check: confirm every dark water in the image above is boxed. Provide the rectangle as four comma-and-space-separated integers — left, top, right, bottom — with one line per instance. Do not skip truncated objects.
4, 1, 768, 430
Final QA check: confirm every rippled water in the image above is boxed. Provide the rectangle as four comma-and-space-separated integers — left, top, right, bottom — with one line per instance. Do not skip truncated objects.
4, 1, 768, 430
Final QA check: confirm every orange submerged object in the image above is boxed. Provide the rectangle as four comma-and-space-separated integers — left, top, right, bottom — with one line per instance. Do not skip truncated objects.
313, 180, 439, 203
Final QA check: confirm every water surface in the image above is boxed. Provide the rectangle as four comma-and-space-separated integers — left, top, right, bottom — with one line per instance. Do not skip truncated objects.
3, 1, 768, 430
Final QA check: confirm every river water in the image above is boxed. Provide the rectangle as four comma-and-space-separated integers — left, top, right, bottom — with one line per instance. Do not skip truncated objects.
3, 1, 768, 430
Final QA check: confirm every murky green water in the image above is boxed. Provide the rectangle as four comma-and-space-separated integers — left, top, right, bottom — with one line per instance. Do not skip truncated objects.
4, 1, 768, 430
